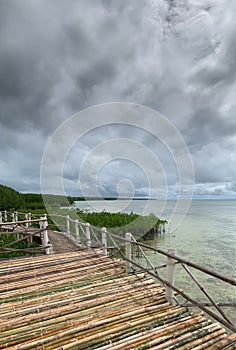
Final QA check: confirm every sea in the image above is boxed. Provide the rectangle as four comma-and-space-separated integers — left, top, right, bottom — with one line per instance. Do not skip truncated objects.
74, 199, 236, 323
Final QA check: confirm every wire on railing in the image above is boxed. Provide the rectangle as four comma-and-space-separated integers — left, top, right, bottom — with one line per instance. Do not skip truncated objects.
80, 225, 235, 332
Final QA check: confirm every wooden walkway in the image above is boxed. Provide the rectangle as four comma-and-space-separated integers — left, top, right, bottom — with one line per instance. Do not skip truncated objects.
0, 250, 235, 349
48, 230, 79, 253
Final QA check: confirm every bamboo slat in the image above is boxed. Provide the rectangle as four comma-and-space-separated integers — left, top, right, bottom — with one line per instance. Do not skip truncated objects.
0, 251, 235, 350
96, 314, 208, 350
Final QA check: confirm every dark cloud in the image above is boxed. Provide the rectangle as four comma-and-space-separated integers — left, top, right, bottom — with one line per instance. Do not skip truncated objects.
0, 0, 235, 197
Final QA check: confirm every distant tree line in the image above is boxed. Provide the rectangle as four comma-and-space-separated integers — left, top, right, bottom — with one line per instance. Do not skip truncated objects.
0, 185, 25, 210
0, 184, 84, 210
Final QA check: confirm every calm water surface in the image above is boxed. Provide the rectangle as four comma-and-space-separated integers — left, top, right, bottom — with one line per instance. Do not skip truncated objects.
75, 199, 235, 274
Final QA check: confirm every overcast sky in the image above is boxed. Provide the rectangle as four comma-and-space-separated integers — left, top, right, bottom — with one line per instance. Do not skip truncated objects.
0, 0, 236, 199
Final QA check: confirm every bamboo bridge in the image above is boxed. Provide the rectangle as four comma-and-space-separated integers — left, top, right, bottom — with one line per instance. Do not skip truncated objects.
0, 211, 236, 349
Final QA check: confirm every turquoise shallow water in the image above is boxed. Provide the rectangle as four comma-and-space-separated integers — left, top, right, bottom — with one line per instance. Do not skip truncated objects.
75, 199, 236, 276
74, 199, 236, 323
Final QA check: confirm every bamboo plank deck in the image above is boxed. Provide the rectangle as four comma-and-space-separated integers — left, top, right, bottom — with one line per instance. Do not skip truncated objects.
0, 251, 235, 349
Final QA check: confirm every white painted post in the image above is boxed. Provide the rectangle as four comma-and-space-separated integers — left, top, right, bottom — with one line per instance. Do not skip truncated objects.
42, 215, 50, 255
66, 215, 70, 235
165, 248, 176, 303
11, 212, 15, 222
125, 232, 132, 273
74, 219, 80, 243
0, 212, 2, 223
28, 213, 32, 227
27, 212, 33, 244
102, 227, 108, 256
4, 210, 7, 222
39, 219, 43, 242
85, 223, 91, 248
13, 212, 19, 239
25, 213, 29, 228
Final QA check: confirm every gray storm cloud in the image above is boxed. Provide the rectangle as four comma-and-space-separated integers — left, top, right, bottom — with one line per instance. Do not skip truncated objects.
0, 0, 235, 197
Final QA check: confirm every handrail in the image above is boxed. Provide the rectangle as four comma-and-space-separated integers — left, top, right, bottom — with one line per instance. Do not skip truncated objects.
68, 223, 235, 332
1, 210, 235, 282
100, 230, 236, 285
94, 229, 235, 332
0, 218, 46, 226
0, 212, 50, 254
117, 250, 236, 332
130, 239, 236, 286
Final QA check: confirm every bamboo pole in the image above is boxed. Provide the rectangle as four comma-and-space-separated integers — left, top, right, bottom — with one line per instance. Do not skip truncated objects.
0, 274, 151, 313
181, 262, 233, 325
74, 219, 80, 243
66, 215, 70, 235
0, 239, 234, 350
1, 287, 164, 329
0, 293, 167, 337
11, 305, 185, 349
131, 239, 236, 286
0, 250, 234, 350
102, 227, 108, 256
0, 229, 43, 249
115, 252, 236, 332
165, 248, 176, 303
0, 218, 46, 226
179, 331, 227, 350
149, 323, 225, 350
96, 314, 207, 350
41, 216, 50, 254
125, 232, 132, 272
205, 333, 236, 350
86, 222, 91, 248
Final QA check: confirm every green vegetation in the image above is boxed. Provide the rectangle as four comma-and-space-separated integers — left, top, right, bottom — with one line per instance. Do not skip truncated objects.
23, 193, 45, 210
76, 209, 167, 238
23, 194, 84, 210
22, 194, 85, 209
0, 233, 40, 259
76, 209, 140, 228
0, 183, 167, 241
0, 184, 85, 210
0, 185, 25, 210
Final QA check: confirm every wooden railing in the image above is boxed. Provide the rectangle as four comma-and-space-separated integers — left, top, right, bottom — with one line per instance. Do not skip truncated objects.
1, 210, 235, 332
0, 211, 50, 255
56, 213, 236, 333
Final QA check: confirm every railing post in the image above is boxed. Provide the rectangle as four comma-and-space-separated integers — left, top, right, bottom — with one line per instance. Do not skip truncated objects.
74, 219, 80, 243
102, 227, 108, 256
13, 212, 19, 239
42, 215, 50, 255
4, 210, 7, 222
66, 215, 70, 235
28, 213, 32, 227
11, 212, 15, 222
39, 219, 43, 241
125, 232, 132, 273
27, 212, 33, 244
165, 248, 176, 303
0, 212, 2, 223
85, 223, 91, 248
25, 213, 29, 228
